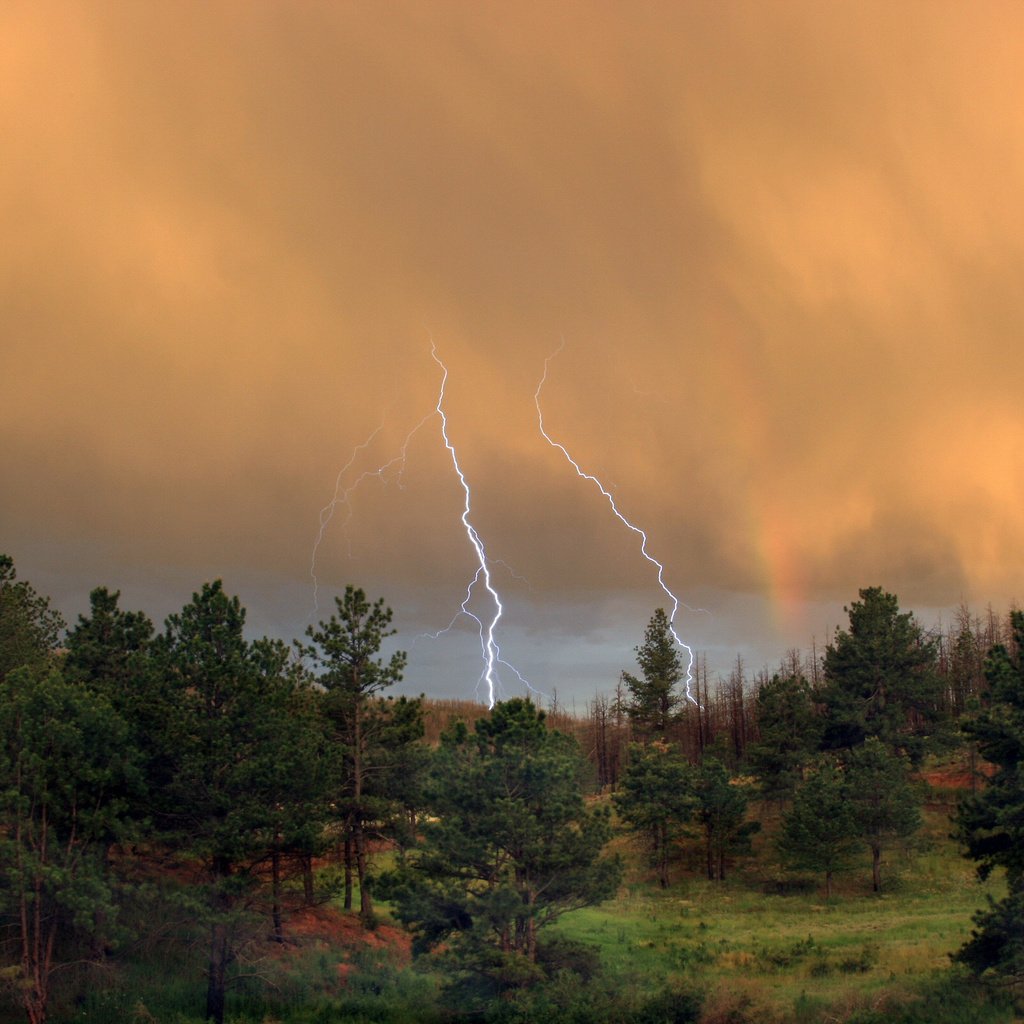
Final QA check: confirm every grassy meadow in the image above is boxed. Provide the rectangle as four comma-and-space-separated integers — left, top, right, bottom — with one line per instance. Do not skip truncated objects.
555, 798, 1010, 1023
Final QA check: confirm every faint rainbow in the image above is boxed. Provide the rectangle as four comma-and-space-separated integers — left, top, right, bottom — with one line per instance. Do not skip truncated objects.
702, 298, 807, 636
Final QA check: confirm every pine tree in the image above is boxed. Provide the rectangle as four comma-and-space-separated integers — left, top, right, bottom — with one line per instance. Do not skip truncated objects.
64, 587, 154, 702
298, 585, 408, 926
694, 757, 760, 881
384, 700, 620, 1004
776, 761, 857, 898
614, 741, 696, 888
817, 587, 943, 763
623, 609, 684, 739
0, 555, 64, 681
0, 666, 140, 1024
152, 581, 318, 1024
748, 671, 822, 803
845, 737, 921, 893
63, 588, 158, 824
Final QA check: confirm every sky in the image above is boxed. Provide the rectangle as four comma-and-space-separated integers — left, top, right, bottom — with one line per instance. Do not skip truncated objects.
4, 1, 1024, 705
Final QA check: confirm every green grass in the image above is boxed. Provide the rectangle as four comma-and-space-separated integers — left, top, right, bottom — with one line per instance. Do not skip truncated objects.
553, 804, 1011, 1022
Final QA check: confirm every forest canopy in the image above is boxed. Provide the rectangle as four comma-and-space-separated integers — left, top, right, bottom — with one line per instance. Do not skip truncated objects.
0, 557, 1019, 1023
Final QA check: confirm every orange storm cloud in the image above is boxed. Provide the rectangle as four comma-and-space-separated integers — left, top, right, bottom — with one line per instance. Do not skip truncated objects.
4, 2, 1024, 686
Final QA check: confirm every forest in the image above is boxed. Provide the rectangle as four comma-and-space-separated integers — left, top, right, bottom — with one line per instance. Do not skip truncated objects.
1, 552, 1022, 1024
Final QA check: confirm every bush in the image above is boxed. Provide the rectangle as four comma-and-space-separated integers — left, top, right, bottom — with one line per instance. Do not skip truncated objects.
838, 943, 879, 975
631, 987, 702, 1024
535, 935, 602, 982
758, 935, 816, 969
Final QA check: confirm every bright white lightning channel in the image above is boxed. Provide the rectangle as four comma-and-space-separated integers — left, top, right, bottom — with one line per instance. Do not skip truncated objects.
535, 346, 699, 705
430, 344, 533, 708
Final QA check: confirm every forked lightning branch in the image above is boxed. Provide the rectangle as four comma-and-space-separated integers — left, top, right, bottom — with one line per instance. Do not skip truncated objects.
309, 344, 699, 706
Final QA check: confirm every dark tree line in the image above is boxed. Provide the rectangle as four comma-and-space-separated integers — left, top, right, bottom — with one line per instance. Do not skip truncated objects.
576, 587, 1007, 791
3, 555, 1022, 1019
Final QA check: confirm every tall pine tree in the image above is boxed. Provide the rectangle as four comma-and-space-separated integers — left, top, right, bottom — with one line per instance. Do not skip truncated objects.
623, 609, 685, 739
153, 581, 316, 1024
298, 585, 408, 926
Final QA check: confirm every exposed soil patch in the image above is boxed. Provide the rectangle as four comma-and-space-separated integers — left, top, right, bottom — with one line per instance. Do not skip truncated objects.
269, 903, 412, 988
920, 762, 994, 792
282, 904, 411, 962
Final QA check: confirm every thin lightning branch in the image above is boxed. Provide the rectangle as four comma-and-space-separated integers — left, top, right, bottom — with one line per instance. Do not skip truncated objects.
491, 559, 533, 590
310, 346, 534, 705
535, 344, 699, 705
310, 425, 381, 615
430, 343, 534, 708
309, 412, 433, 616
418, 564, 539, 699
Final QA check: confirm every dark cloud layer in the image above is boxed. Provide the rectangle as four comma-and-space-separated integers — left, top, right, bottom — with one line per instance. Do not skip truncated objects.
5, 2, 1024, 698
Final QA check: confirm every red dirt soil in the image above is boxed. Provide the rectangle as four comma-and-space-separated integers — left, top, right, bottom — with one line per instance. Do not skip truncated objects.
919, 761, 994, 792
273, 904, 412, 982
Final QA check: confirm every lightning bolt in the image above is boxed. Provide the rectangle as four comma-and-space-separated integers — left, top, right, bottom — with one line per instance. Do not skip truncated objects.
430, 343, 534, 708
535, 344, 699, 706
309, 413, 433, 616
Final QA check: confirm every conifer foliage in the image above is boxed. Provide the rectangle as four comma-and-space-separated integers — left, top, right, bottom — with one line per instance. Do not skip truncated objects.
0, 557, 1013, 1021
776, 760, 857, 898
747, 671, 821, 803
299, 585, 411, 926
844, 737, 921, 894
0, 667, 139, 1024
614, 741, 695, 888
694, 757, 760, 882
153, 582, 319, 1024
384, 699, 621, 1002
817, 587, 943, 762
954, 610, 1024, 992
0, 555, 64, 681
622, 608, 685, 738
